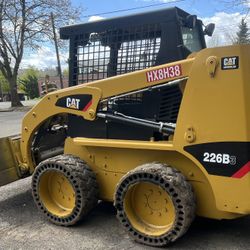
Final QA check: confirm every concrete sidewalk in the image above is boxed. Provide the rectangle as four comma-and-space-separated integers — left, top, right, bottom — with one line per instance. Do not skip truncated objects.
0, 100, 38, 112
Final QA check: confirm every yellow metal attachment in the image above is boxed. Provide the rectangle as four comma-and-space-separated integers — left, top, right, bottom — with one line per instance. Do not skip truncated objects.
124, 181, 175, 236
88, 109, 96, 119
185, 126, 196, 143
39, 171, 76, 217
206, 56, 218, 78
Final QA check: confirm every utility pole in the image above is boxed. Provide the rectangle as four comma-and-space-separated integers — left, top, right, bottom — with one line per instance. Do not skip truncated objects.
0, 81, 3, 102
51, 12, 64, 89
0, 65, 4, 101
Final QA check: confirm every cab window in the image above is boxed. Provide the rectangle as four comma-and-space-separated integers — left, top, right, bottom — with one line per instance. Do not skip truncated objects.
181, 25, 203, 52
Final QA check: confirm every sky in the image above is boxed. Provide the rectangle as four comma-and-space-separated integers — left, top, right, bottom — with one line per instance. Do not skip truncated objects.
22, 0, 250, 69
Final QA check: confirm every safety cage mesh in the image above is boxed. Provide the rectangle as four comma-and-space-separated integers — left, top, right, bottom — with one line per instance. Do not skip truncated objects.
75, 23, 161, 84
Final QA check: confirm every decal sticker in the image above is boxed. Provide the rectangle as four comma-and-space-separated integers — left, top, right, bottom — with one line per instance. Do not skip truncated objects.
56, 94, 92, 111
66, 97, 80, 109
203, 152, 236, 165
221, 56, 239, 70
184, 142, 250, 178
146, 64, 182, 83
232, 162, 250, 178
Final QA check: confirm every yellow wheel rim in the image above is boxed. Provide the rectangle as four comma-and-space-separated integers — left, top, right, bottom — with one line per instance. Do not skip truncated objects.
39, 171, 76, 217
124, 181, 175, 236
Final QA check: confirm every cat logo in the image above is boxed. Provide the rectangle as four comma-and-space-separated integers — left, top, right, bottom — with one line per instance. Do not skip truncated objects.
66, 97, 80, 110
56, 94, 92, 111
221, 56, 239, 70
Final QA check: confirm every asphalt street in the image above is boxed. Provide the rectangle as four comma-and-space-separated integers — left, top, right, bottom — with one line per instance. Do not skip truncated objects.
0, 109, 249, 249
0, 100, 37, 138
0, 111, 26, 137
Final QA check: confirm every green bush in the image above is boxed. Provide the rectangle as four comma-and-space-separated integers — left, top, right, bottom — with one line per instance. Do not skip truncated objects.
19, 68, 39, 99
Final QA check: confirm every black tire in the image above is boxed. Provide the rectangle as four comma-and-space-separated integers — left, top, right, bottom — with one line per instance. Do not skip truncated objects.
32, 154, 98, 226
114, 162, 196, 247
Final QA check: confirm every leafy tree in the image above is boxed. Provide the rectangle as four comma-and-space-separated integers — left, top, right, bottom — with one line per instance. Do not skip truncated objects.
18, 68, 39, 99
235, 18, 250, 44
0, 72, 9, 93
0, 0, 81, 107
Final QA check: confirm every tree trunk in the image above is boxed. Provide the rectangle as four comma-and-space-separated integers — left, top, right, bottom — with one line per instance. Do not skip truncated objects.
9, 76, 23, 107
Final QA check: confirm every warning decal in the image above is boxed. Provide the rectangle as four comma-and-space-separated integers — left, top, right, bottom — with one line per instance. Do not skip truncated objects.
146, 64, 182, 83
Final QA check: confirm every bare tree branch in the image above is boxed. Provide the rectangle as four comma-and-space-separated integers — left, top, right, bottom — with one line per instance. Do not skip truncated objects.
0, 0, 81, 107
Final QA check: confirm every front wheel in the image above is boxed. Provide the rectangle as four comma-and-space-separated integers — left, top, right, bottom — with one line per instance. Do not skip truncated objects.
114, 163, 196, 247
32, 154, 98, 226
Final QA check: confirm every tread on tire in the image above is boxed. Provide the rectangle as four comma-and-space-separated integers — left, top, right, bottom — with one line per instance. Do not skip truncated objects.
32, 154, 98, 226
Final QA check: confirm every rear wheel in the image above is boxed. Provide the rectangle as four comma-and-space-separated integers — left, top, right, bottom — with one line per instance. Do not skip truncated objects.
114, 163, 195, 247
32, 154, 98, 226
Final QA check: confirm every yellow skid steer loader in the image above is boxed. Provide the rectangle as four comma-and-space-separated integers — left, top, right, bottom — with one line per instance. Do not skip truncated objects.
0, 7, 249, 247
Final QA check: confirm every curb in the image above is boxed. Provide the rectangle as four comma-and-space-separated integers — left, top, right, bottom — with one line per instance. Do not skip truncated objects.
0, 106, 33, 112
0, 108, 15, 112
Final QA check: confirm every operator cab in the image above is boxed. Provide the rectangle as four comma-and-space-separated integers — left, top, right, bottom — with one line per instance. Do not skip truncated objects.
60, 7, 214, 141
